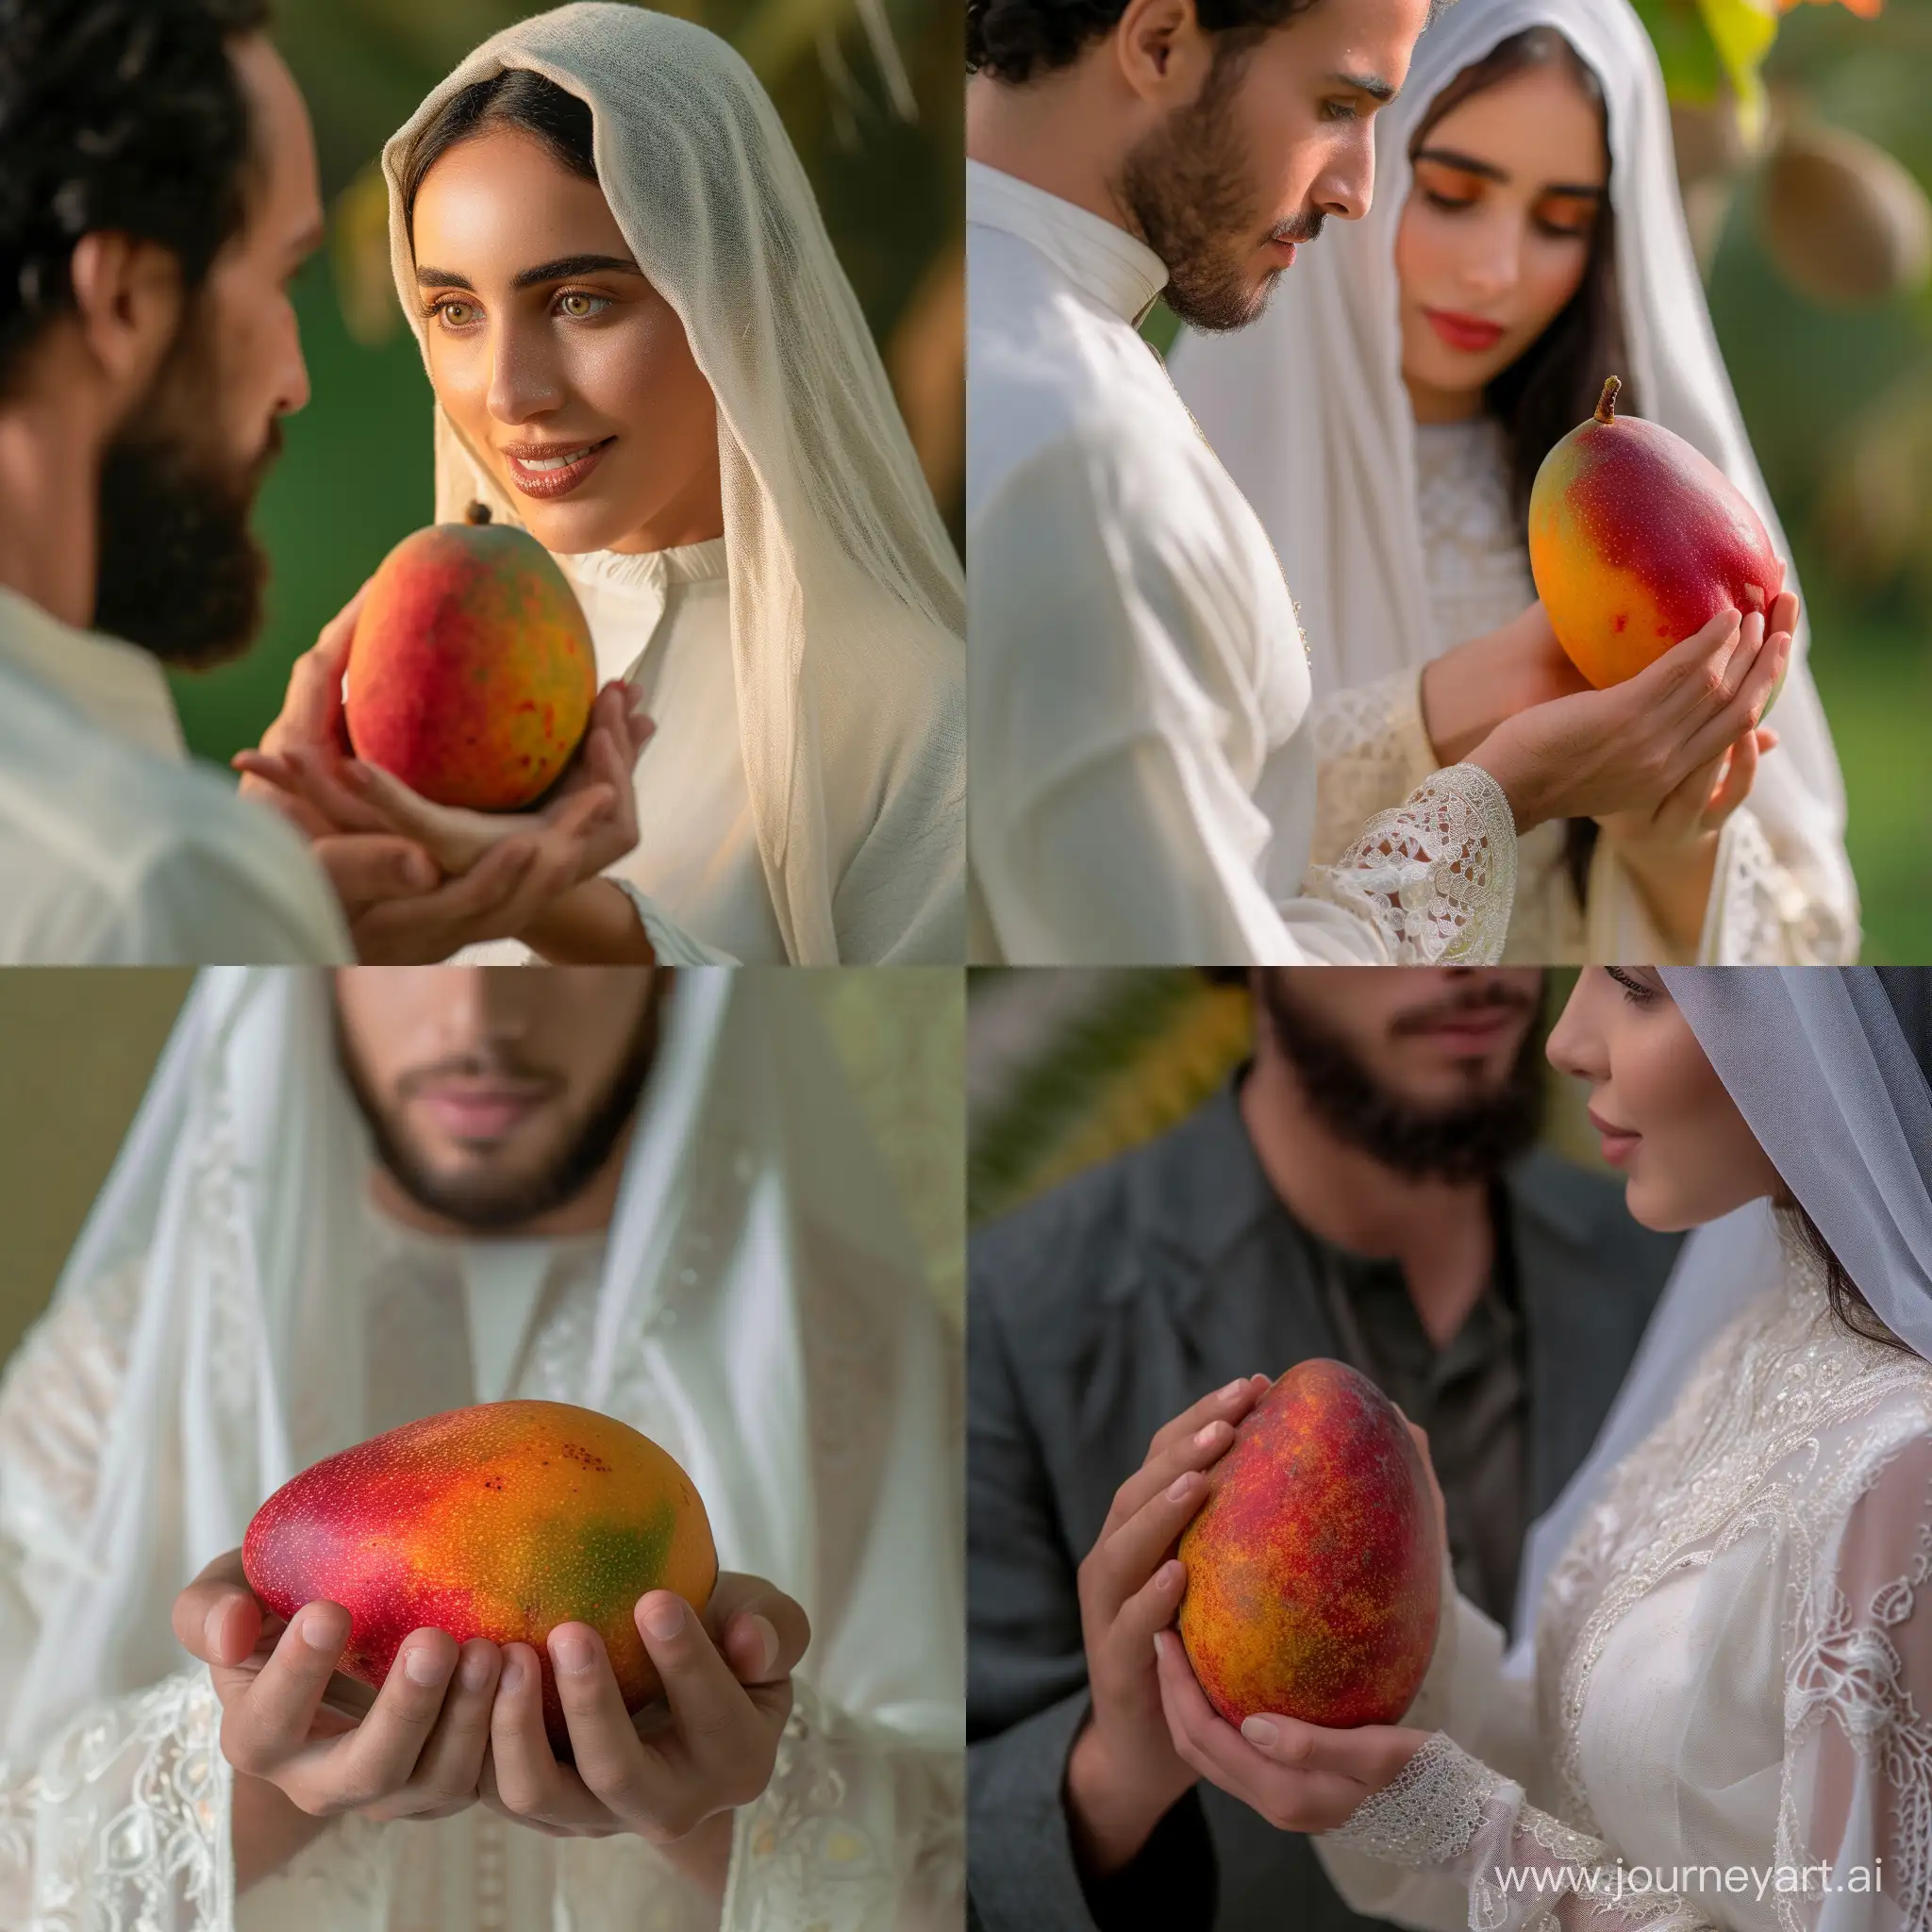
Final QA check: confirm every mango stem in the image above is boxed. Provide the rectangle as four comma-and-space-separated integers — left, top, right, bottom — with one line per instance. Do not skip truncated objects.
1594, 376, 1621, 425
465, 500, 492, 525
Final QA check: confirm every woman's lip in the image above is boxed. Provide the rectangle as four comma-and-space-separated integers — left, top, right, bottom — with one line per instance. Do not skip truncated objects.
503, 436, 615, 500
1424, 308, 1507, 353
1587, 1108, 1641, 1166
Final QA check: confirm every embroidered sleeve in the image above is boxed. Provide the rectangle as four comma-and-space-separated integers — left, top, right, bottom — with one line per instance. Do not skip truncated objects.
1307, 763, 1517, 965
1305, 670, 1441, 872
1696, 807, 1857, 966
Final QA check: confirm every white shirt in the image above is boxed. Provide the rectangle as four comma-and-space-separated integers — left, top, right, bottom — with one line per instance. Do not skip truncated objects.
964, 163, 1516, 966
0, 586, 351, 963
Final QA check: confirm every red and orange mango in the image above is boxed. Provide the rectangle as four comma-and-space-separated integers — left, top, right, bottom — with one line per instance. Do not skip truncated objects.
1529, 376, 1784, 689
344, 514, 598, 811
243, 1401, 716, 1747
1177, 1360, 1440, 1729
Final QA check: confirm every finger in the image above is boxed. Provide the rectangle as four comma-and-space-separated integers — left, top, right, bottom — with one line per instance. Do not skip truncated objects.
174, 1550, 262, 1669
1108, 1377, 1268, 1534
399, 1640, 503, 1808
705, 1574, 810, 1686
352, 842, 538, 961
282, 748, 394, 835
1704, 729, 1758, 824
1090, 1467, 1218, 1624
636, 1592, 772, 1795
1770, 587, 1798, 640
488, 1642, 582, 1824
220, 1601, 351, 1777
548, 1624, 666, 1824
316, 836, 441, 918
1674, 629, 1787, 780
317, 579, 374, 656
1145, 1377, 1271, 1466
1632, 608, 1741, 714
340, 760, 470, 845
1100, 1557, 1189, 1673
326, 1628, 462, 1806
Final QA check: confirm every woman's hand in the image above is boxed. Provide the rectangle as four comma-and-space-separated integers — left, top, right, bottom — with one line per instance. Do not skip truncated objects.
1467, 607, 1790, 834
1151, 1630, 1429, 1834
1420, 604, 1591, 768
480, 1574, 809, 1900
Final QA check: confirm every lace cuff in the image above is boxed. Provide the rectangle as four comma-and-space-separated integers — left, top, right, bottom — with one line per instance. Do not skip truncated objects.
1326, 1734, 1710, 1932
1306, 670, 1439, 871
1307, 764, 1517, 964
725, 1679, 962, 1930
1698, 808, 1854, 965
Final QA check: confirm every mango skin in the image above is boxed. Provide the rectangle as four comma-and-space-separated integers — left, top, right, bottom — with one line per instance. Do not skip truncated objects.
1177, 1360, 1440, 1729
1529, 378, 1784, 689
344, 522, 598, 811
242, 1401, 716, 1748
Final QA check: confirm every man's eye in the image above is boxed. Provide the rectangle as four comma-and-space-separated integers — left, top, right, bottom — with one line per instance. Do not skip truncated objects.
1323, 98, 1360, 122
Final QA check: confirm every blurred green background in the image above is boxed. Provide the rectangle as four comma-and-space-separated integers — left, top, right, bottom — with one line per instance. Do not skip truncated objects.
165, 0, 961, 782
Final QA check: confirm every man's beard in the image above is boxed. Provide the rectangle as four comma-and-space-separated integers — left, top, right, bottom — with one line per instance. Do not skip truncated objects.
91, 303, 277, 671
335, 1000, 663, 1233
1257, 976, 1546, 1184
1120, 43, 1325, 334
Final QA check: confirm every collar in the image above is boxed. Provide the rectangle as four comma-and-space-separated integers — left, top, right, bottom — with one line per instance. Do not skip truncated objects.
559, 535, 730, 599
0, 584, 187, 759
966, 158, 1168, 325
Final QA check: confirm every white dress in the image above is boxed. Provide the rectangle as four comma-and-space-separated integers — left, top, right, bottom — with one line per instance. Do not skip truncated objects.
965, 163, 1519, 967
0, 1208, 963, 1931
1318, 1220, 1932, 1930
1304, 418, 1843, 965
0, 586, 351, 964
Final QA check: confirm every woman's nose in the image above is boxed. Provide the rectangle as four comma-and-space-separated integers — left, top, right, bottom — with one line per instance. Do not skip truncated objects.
1458, 213, 1523, 299
486, 324, 567, 425
1546, 970, 1610, 1082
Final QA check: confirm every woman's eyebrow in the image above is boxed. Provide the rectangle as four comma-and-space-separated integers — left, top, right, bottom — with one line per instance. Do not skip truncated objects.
1412, 144, 1508, 183
511, 252, 644, 288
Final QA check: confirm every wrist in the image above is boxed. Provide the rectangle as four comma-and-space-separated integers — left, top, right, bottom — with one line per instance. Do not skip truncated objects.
1464, 731, 1538, 835
520, 880, 657, 964
231, 1771, 333, 1893
1065, 1712, 1193, 1882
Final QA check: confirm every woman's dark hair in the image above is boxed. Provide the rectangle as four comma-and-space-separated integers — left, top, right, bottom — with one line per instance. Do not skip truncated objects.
1780, 1191, 1917, 1357
0, 0, 270, 397
401, 68, 597, 242
967, 0, 1319, 84
1410, 27, 1629, 908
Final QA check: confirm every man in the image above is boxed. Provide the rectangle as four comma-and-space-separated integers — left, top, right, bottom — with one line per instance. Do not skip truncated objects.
968, 968, 1679, 1928
0, 968, 961, 1926
963, 0, 1790, 963
0, 0, 631, 961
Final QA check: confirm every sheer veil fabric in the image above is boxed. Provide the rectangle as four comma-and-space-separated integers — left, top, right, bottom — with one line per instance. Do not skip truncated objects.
382, 5, 966, 964
0, 968, 961, 1925
1169, 0, 1856, 958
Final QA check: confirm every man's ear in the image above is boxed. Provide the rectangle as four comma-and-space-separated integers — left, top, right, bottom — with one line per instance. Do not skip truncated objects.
64, 232, 184, 401
1114, 0, 1214, 106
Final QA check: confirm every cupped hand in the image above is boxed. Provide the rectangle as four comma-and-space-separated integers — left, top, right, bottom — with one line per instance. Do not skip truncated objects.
478, 1572, 808, 1889
1065, 1374, 1273, 1878
1152, 1629, 1428, 1835
1421, 603, 1592, 768
1468, 606, 1790, 834
172, 1547, 503, 1824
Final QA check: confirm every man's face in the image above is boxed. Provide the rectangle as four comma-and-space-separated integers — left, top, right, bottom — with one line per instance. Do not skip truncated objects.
92, 35, 319, 666
1254, 968, 1545, 1180
332, 968, 663, 1232
1123, 0, 1431, 331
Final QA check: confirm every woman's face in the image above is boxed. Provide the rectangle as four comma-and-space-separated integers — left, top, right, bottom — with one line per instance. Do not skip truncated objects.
1392, 56, 1607, 423
410, 127, 724, 556
1546, 968, 1783, 1231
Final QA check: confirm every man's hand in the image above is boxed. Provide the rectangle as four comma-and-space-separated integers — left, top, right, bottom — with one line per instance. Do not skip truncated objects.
173, 1549, 504, 1828
480, 1574, 809, 1900
1064, 1375, 1272, 1882
1152, 1630, 1427, 1835
233, 584, 368, 839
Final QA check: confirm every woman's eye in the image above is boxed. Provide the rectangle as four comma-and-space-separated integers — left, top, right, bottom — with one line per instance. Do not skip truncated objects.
1605, 966, 1657, 1007
1424, 188, 1479, 213
432, 299, 479, 328
557, 291, 611, 320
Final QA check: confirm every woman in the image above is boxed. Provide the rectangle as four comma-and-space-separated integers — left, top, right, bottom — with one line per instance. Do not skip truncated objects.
254, 6, 964, 965
1154, 966, 1932, 1929
1171, 0, 1856, 966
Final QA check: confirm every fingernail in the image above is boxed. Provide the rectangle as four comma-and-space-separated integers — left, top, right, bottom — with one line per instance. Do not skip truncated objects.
204, 1604, 229, 1658
298, 1605, 339, 1651
1167, 1472, 1198, 1501
1152, 1630, 1169, 1661
745, 1613, 779, 1677
404, 1644, 451, 1687
1156, 1559, 1183, 1591
403, 852, 436, 889
1242, 1716, 1279, 1749
1220, 1378, 1244, 1400
550, 1627, 595, 1674
458, 1646, 496, 1692
1192, 1423, 1222, 1449
500, 1654, 525, 1694
641, 1594, 685, 1641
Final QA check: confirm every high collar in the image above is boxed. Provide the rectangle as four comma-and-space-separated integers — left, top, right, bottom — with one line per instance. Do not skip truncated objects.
0, 584, 187, 759
966, 159, 1167, 325
557, 535, 729, 600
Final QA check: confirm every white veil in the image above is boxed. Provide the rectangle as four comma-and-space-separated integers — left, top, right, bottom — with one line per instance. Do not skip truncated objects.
381, 6, 966, 965
1508, 966, 1932, 1663
1170, 0, 1855, 944
4, 968, 961, 1761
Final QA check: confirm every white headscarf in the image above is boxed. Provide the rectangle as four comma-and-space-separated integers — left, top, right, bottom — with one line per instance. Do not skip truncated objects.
1171, 0, 1854, 941
1508, 966, 1932, 1659
382, 6, 966, 965
5, 967, 960, 1759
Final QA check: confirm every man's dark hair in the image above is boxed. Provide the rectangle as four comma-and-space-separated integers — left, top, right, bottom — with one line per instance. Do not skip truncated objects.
0, 0, 270, 397
400, 69, 598, 242
967, 0, 1320, 85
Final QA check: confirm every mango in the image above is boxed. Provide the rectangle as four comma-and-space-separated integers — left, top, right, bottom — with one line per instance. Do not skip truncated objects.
344, 511, 598, 810
243, 1400, 716, 1747
1177, 1360, 1439, 1728
1529, 376, 1784, 689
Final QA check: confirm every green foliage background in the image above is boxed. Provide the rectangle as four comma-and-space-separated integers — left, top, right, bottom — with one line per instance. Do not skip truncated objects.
164, 0, 960, 781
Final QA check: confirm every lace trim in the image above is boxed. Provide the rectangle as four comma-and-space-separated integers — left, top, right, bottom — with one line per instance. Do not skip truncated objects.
1700, 806, 1853, 966
1328, 1732, 1498, 1866
1308, 762, 1517, 963
1306, 670, 1439, 873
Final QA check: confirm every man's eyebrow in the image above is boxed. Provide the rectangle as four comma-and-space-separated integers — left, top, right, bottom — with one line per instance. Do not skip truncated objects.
510, 253, 643, 289
1333, 70, 1397, 103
